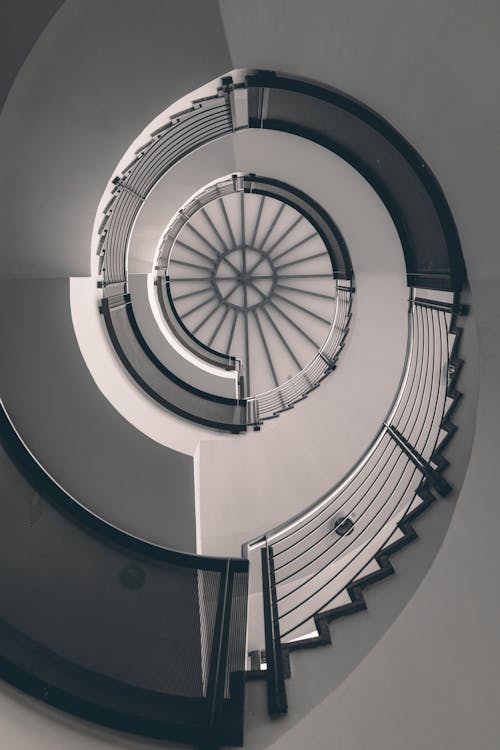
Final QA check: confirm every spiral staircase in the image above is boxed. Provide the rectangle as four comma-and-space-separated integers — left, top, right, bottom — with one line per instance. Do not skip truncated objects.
0, 3, 499, 750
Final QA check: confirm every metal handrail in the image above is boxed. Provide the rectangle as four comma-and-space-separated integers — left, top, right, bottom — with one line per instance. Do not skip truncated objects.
246, 285, 353, 423
242, 288, 418, 557
249, 291, 454, 651
98, 90, 233, 287
0, 394, 250, 745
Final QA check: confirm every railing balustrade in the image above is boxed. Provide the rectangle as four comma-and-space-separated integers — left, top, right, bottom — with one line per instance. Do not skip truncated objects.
246, 284, 352, 423
244, 290, 460, 713
98, 92, 233, 286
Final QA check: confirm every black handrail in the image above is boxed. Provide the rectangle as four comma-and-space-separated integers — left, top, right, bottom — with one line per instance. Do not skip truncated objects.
245, 71, 466, 292
161, 274, 238, 369
0, 399, 249, 746
99, 94, 232, 285
262, 546, 288, 715
246, 290, 460, 682
157, 172, 353, 423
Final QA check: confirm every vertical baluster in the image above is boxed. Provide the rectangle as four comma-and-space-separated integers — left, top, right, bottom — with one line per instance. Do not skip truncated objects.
207, 560, 234, 727
261, 545, 288, 715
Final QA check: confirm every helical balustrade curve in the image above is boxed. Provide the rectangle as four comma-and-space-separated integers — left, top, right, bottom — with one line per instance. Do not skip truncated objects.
0, 67, 468, 746
95, 71, 468, 720
0, 397, 249, 747
97, 70, 465, 436
155, 172, 354, 425
98, 88, 248, 432
243, 290, 465, 715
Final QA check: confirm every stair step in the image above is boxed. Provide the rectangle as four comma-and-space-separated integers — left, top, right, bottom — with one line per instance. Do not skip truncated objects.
320, 589, 351, 610
284, 627, 320, 645
444, 395, 455, 413
353, 557, 381, 580
381, 526, 406, 550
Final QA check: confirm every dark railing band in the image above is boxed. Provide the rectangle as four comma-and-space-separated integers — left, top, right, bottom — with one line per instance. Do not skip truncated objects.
262, 546, 288, 715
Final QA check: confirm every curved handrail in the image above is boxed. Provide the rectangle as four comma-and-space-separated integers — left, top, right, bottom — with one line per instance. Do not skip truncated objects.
0, 394, 245, 569
246, 284, 353, 423
157, 273, 238, 370
0, 396, 249, 745
248, 290, 457, 698
157, 171, 353, 420
242, 288, 417, 556
274, 308, 446, 617
101, 294, 247, 433
98, 90, 233, 286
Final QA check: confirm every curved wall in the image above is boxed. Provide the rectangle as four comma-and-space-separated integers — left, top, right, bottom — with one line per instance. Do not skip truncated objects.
0, 278, 197, 552
199, 127, 408, 556
0, 0, 233, 278
220, 1, 499, 749
0, 0, 412, 555
0, 1, 496, 749
0, 0, 64, 114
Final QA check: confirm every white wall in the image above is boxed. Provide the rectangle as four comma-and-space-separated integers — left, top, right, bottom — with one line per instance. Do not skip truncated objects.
220, 1, 500, 748
199, 128, 408, 557
0, 0, 497, 749
0, 0, 233, 277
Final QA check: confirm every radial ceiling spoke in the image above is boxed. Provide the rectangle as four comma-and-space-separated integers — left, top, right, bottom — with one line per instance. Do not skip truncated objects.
182, 292, 217, 319
221, 280, 241, 302
226, 308, 238, 355
278, 273, 334, 279
219, 254, 241, 275
220, 196, 237, 248
240, 191, 246, 247
207, 274, 265, 281
276, 251, 329, 271
169, 258, 213, 272
207, 306, 230, 347
175, 238, 214, 265
247, 281, 266, 300
172, 286, 214, 302
249, 281, 303, 370
268, 299, 320, 349
201, 207, 229, 252
250, 195, 265, 247
272, 232, 317, 263
276, 282, 334, 301
264, 214, 304, 258
192, 301, 220, 335
169, 276, 216, 282
244, 309, 250, 394
258, 299, 303, 371
253, 308, 279, 388
274, 291, 331, 325
257, 203, 286, 254
244, 274, 274, 280
242, 234, 250, 394
186, 222, 222, 258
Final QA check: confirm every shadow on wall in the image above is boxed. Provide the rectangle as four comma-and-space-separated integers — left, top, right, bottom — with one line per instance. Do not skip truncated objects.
0, 278, 197, 553
244, 290, 479, 750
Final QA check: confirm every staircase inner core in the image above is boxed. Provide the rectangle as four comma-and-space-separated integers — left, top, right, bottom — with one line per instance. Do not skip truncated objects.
162, 179, 340, 398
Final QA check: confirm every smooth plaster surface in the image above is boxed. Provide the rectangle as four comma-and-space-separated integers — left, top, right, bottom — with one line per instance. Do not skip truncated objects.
199, 127, 408, 558
0, 278, 197, 553
0, 0, 64, 115
220, 1, 500, 748
0, 1, 496, 749
0, 0, 233, 278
